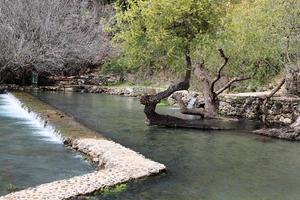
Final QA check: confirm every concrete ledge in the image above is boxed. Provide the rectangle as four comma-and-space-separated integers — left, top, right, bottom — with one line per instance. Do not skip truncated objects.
0, 93, 166, 200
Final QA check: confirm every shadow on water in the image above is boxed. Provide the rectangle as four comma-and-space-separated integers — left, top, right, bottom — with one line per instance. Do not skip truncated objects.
33, 92, 300, 200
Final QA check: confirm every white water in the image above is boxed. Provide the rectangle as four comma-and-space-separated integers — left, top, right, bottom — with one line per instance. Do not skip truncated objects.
0, 93, 62, 143
187, 97, 197, 109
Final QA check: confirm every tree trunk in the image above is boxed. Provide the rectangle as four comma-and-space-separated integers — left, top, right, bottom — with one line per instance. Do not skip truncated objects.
139, 53, 223, 130
193, 63, 218, 118
140, 49, 249, 129
254, 116, 300, 141
285, 64, 300, 96
140, 53, 191, 125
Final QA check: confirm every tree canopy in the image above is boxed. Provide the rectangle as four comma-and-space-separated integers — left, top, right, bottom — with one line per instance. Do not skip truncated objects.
111, 0, 299, 90
112, 0, 223, 73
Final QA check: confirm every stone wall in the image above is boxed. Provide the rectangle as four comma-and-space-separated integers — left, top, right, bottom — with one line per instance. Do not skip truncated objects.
218, 95, 300, 125
169, 91, 300, 126
2, 83, 299, 125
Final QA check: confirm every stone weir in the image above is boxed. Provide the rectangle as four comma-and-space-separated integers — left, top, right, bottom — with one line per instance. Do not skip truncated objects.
0, 92, 166, 200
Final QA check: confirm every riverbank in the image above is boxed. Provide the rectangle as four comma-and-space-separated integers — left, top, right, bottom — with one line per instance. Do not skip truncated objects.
1, 84, 299, 139
0, 92, 165, 200
35, 84, 299, 126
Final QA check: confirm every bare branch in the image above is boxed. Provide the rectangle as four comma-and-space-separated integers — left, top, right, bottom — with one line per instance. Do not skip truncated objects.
210, 48, 229, 95
266, 78, 286, 99
0, 0, 112, 83
215, 77, 251, 96
261, 78, 286, 125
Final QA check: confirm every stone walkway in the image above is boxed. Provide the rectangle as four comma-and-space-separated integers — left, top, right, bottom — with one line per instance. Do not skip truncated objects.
0, 93, 166, 200
0, 139, 165, 200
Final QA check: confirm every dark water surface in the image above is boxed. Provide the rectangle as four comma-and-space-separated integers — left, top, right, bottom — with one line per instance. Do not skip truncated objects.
34, 92, 300, 200
0, 94, 93, 196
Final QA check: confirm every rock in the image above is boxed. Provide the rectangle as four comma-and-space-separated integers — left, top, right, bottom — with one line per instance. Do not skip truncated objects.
291, 117, 300, 128
0, 89, 6, 94
254, 127, 300, 141
170, 90, 299, 125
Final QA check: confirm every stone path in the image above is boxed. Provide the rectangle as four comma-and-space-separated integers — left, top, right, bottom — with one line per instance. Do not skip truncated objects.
0, 93, 166, 200
0, 139, 165, 200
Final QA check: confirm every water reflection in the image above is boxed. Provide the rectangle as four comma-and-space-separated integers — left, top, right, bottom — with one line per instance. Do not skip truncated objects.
34, 92, 300, 200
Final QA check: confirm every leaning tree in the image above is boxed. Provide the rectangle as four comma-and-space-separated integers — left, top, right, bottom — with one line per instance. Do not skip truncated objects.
0, 0, 112, 84
113, 0, 299, 128
112, 0, 253, 129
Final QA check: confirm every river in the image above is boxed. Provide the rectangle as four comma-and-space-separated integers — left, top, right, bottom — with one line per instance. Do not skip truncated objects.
32, 92, 300, 200
0, 94, 93, 196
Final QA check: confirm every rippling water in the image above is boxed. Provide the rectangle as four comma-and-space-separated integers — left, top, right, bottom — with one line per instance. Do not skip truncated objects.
0, 94, 93, 196
34, 92, 300, 200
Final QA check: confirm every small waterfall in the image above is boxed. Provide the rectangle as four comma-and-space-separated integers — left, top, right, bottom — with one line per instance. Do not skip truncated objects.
187, 97, 197, 109
0, 93, 62, 143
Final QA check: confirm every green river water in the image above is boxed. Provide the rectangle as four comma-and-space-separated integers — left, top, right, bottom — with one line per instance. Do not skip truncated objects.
0, 93, 93, 196
32, 92, 300, 200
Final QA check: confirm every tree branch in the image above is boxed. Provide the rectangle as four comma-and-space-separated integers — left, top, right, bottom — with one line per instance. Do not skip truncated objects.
261, 78, 286, 125
210, 48, 229, 96
215, 77, 251, 97
266, 78, 286, 99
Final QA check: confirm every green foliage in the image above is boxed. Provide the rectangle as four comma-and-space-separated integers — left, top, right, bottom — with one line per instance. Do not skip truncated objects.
85, 197, 98, 200
101, 58, 127, 74
220, 0, 300, 87
112, 0, 223, 72
157, 99, 170, 107
108, 0, 300, 91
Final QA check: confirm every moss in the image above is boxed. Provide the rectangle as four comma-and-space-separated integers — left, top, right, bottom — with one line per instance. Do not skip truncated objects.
100, 183, 127, 197
6, 184, 18, 193
11, 92, 103, 141
157, 99, 170, 107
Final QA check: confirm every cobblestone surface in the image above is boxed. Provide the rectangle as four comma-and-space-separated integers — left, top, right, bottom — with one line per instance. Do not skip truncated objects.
0, 139, 165, 200
0, 93, 166, 200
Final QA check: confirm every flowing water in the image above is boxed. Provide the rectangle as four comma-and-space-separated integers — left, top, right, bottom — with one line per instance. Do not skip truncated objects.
33, 92, 300, 200
0, 94, 93, 196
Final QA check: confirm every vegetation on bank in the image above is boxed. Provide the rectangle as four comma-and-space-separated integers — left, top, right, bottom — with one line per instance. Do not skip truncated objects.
105, 0, 299, 92
0, 0, 298, 124
102, 0, 299, 126
0, 0, 298, 92
0, 0, 112, 84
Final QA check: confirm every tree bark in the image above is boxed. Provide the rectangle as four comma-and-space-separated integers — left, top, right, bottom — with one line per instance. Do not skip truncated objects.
285, 64, 300, 96
193, 63, 218, 118
172, 49, 250, 119
261, 78, 286, 125
140, 53, 191, 125
254, 117, 300, 141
